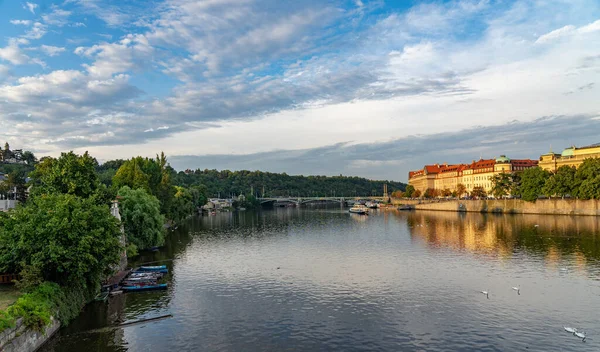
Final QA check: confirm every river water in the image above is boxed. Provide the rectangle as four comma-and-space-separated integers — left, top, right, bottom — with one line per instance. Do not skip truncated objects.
41, 208, 600, 351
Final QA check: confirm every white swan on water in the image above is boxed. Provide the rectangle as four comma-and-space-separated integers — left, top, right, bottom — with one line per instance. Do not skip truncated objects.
574, 331, 586, 341
480, 290, 489, 299
512, 286, 520, 295
564, 327, 577, 333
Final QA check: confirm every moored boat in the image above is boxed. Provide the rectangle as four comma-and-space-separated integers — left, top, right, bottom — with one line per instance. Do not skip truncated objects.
137, 265, 168, 273
397, 205, 414, 211
94, 291, 110, 301
349, 205, 369, 215
122, 283, 168, 292
139, 265, 167, 271
365, 201, 378, 209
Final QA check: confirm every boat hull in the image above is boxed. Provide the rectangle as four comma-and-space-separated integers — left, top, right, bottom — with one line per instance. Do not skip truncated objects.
122, 283, 168, 292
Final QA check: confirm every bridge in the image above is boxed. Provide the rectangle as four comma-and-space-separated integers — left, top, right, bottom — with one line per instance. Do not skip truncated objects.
258, 196, 387, 206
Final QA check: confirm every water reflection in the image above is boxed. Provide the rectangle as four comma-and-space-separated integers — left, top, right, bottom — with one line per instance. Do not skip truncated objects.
405, 211, 600, 277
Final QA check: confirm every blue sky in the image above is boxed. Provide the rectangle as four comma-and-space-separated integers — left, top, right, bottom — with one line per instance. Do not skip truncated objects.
0, 0, 599, 181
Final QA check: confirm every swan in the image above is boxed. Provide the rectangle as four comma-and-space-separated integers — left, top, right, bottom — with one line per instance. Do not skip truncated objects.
564, 327, 577, 333
480, 290, 489, 299
574, 331, 586, 341
512, 286, 520, 295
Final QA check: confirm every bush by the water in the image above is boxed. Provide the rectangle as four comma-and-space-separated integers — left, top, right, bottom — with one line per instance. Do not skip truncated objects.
0, 282, 92, 332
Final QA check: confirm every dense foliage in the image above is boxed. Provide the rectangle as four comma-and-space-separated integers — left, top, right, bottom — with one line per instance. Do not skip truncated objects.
30, 152, 102, 200
0, 282, 90, 331
542, 166, 576, 198
490, 173, 513, 198
172, 169, 406, 198
111, 153, 186, 220
517, 167, 551, 201
0, 194, 122, 289
117, 186, 165, 250
574, 158, 600, 199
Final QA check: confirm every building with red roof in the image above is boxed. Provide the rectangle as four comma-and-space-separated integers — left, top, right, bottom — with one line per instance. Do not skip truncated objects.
408, 155, 538, 196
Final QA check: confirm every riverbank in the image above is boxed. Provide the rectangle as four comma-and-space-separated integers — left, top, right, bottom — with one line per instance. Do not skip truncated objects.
403, 198, 600, 216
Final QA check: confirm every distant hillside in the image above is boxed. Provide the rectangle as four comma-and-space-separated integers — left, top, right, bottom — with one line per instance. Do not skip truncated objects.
172, 169, 406, 198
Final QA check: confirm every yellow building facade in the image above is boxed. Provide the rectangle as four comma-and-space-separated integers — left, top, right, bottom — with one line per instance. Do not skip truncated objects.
539, 143, 600, 172
408, 156, 538, 195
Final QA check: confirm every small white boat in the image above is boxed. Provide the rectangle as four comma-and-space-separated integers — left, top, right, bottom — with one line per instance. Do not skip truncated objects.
349, 205, 369, 215
365, 201, 378, 209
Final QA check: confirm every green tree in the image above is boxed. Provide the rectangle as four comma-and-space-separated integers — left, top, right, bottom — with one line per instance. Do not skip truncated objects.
190, 185, 208, 208
404, 185, 415, 198
30, 151, 101, 199
2, 142, 10, 160
112, 157, 151, 192
113, 154, 176, 217
574, 158, 600, 199
170, 186, 195, 223
518, 167, 551, 202
391, 190, 404, 198
6, 171, 28, 202
0, 194, 122, 289
490, 173, 513, 198
456, 183, 466, 198
543, 166, 576, 198
21, 151, 37, 165
471, 186, 487, 198
117, 186, 165, 250
424, 188, 437, 199
240, 194, 260, 209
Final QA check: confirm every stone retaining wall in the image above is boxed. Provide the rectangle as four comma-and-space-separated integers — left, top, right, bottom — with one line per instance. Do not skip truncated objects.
412, 199, 600, 216
0, 317, 60, 352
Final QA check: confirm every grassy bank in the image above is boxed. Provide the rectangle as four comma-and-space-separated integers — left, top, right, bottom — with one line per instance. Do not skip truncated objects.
0, 282, 91, 332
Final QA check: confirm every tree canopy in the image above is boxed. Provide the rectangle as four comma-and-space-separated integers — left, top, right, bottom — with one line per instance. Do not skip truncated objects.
517, 167, 551, 201
490, 173, 513, 198
30, 151, 101, 199
117, 186, 166, 250
0, 194, 122, 289
574, 158, 600, 199
543, 166, 576, 198
172, 169, 405, 198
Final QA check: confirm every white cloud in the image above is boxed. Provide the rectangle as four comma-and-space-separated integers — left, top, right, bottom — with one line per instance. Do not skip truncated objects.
579, 19, 600, 33
10, 20, 32, 26
3, 0, 600, 169
23, 22, 47, 40
0, 39, 30, 65
535, 25, 576, 44
24, 2, 38, 14
64, 0, 131, 26
42, 7, 72, 26
536, 19, 600, 44
75, 34, 153, 78
40, 45, 66, 57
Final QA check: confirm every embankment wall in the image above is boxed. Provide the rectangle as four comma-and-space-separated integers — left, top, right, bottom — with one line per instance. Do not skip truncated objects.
408, 199, 600, 216
0, 317, 60, 352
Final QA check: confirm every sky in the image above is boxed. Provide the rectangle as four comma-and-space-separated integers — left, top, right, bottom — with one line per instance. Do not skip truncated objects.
0, 0, 599, 182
